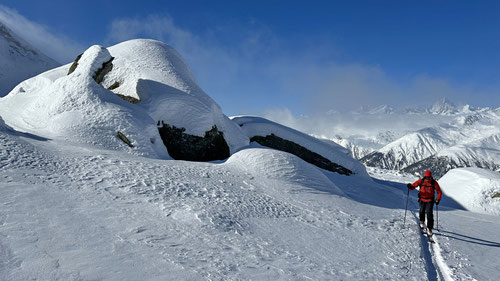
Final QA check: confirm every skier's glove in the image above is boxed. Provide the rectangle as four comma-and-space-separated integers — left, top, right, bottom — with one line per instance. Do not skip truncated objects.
406, 183, 412, 189
435, 199, 440, 205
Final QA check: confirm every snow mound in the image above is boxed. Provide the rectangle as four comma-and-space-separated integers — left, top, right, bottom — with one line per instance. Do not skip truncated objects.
232, 116, 368, 177
226, 147, 344, 195
0, 39, 249, 157
439, 168, 500, 215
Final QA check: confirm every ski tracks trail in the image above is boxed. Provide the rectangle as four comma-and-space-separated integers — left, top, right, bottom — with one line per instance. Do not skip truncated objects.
408, 199, 475, 281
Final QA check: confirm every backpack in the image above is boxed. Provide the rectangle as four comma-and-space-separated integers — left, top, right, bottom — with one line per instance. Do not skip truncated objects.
418, 178, 435, 201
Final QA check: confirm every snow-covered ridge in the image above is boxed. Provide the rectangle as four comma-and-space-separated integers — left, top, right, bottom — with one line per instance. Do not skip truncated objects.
233, 116, 369, 177
0, 21, 59, 96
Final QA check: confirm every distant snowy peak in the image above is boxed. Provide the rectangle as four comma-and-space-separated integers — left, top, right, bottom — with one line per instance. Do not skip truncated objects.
0, 21, 59, 96
427, 97, 458, 115
351, 105, 395, 115
367, 105, 395, 115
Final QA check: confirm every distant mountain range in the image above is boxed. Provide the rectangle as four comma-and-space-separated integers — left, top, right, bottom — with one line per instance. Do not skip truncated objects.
333, 99, 500, 178
353, 98, 479, 116
0, 21, 59, 96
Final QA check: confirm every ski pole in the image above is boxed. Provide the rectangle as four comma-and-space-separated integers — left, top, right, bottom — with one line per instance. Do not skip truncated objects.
403, 188, 409, 228
436, 204, 439, 232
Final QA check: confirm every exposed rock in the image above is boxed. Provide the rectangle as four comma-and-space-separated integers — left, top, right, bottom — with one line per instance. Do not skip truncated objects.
116, 93, 140, 104
67, 53, 82, 75
93, 57, 114, 84
117, 131, 134, 147
250, 134, 352, 175
492, 193, 500, 199
157, 121, 230, 161
108, 81, 120, 90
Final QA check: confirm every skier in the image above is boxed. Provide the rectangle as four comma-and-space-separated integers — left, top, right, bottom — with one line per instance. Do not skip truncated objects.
407, 170, 442, 237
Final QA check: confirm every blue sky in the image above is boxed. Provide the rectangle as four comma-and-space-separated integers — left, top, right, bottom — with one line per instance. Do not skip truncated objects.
1, 0, 500, 115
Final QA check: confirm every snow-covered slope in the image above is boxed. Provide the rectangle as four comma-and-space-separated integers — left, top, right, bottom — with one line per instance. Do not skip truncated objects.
0, 21, 59, 96
439, 168, 500, 215
0, 40, 249, 158
233, 116, 368, 177
1, 115, 499, 280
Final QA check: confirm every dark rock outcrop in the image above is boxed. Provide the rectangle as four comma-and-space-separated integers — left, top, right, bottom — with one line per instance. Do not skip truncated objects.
250, 134, 352, 175
157, 121, 230, 161
67, 53, 114, 84
115, 93, 140, 104
67, 53, 82, 75
117, 131, 134, 147
108, 81, 120, 90
93, 57, 114, 84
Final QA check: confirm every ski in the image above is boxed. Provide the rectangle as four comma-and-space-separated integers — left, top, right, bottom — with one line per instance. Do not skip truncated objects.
420, 226, 435, 243
427, 234, 435, 243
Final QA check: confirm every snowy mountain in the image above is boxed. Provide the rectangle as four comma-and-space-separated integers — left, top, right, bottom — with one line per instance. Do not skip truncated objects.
0, 21, 59, 96
361, 108, 500, 178
427, 97, 460, 115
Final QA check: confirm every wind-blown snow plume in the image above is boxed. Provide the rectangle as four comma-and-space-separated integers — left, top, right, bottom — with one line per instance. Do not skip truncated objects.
0, 5, 83, 63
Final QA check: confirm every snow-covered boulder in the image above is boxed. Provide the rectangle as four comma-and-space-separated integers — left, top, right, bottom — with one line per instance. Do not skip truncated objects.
232, 116, 368, 177
0, 39, 249, 159
439, 168, 500, 216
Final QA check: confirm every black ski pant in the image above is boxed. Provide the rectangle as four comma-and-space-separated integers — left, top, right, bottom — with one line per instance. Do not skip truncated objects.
419, 200, 435, 230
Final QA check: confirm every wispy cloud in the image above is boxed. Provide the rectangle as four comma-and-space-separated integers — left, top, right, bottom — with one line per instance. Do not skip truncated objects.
0, 5, 84, 63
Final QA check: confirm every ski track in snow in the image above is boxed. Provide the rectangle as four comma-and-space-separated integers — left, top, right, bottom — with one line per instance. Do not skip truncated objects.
404, 194, 480, 281
1, 131, 498, 280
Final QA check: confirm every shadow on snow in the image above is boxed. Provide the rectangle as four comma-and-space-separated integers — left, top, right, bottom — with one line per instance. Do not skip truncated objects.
436, 230, 500, 248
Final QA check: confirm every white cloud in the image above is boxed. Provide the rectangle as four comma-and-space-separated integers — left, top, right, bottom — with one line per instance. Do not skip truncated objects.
0, 5, 84, 63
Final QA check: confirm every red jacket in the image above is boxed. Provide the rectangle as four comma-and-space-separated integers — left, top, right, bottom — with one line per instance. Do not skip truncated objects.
409, 171, 442, 202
